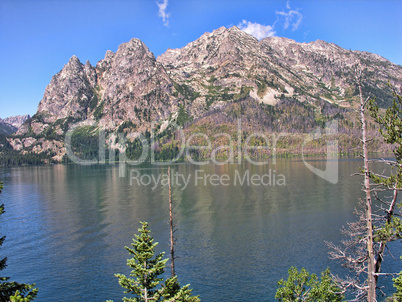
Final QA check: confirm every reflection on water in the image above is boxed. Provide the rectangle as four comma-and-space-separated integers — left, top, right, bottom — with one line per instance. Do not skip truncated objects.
0, 158, 401, 301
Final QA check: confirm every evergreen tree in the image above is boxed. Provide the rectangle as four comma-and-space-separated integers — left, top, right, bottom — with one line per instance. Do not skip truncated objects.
275, 267, 343, 302
111, 221, 200, 302
159, 276, 200, 302
114, 222, 168, 302
0, 182, 38, 301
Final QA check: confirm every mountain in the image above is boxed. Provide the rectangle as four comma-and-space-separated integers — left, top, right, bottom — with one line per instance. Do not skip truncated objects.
17, 39, 176, 136
0, 115, 29, 136
2, 26, 402, 165
0, 118, 17, 136
158, 26, 400, 110
3, 115, 30, 128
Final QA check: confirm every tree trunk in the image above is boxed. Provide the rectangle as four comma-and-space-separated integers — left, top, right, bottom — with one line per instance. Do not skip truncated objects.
359, 83, 376, 301
168, 167, 176, 277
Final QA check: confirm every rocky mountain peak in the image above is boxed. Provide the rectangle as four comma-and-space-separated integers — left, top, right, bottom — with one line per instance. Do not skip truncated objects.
7, 27, 402, 164
96, 38, 154, 73
96, 50, 115, 71
4, 115, 30, 128
84, 60, 97, 88
118, 38, 151, 53
311, 39, 330, 46
105, 50, 114, 58
158, 25, 260, 72
65, 55, 83, 70
22, 54, 96, 134
67, 55, 81, 64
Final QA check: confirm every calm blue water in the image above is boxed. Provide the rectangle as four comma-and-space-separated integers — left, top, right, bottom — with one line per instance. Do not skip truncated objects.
0, 158, 401, 301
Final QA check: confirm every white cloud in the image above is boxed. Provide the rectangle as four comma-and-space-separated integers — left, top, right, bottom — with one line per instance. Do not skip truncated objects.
238, 20, 276, 40
276, 1, 303, 31
157, 0, 170, 27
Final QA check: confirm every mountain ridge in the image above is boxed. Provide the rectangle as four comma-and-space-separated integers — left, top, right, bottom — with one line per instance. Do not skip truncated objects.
0, 115, 30, 136
2, 26, 401, 164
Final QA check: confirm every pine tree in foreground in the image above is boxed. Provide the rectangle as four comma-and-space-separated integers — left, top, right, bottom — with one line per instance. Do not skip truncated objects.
110, 221, 200, 302
275, 267, 344, 302
114, 221, 168, 302
0, 182, 38, 302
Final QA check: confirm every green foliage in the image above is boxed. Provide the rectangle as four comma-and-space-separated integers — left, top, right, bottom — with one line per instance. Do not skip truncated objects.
89, 94, 99, 111
391, 272, 402, 300
114, 222, 168, 302
374, 212, 402, 242
255, 75, 287, 97
386, 257, 402, 301
30, 112, 48, 124
173, 83, 200, 102
7, 286, 38, 302
0, 149, 54, 166
176, 105, 191, 127
159, 276, 200, 302
117, 121, 137, 133
369, 87, 402, 251
93, 101, 105, 120
112, 222, 199, 302
69, 125, 100, 161
0, 182, 38, 301
233, 86, 252, 101
369, 88, 402, 165
275, 267, 343, 302
331, 76, 336, 90
363, 82, 394, 108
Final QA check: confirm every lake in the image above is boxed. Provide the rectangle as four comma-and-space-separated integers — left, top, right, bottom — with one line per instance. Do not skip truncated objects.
1, 158, 401, 301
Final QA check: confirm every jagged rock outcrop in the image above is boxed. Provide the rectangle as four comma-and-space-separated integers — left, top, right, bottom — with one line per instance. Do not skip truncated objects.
17, 56, 96, 136
6, 26, 402, 162
17, 38, 177, 139
92, 38, 177, 131
37, 55, 95, 121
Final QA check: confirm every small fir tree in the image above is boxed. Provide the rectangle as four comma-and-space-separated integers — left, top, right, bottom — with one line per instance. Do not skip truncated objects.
114, 222, 168, 302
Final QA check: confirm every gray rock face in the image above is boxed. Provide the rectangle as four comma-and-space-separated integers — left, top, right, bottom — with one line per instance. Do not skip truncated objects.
3, 115, 30, 128
36, 55, 96, 123
93, 38, 176, 131
0, 118, 17, 136
0, 115, 30, 136
159, 26, 402, 110
10, 26, 402, 160
17, 38, 178, 138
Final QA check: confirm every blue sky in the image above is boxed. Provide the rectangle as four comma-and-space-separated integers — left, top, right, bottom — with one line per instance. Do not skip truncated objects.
0, 0, 401, 119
